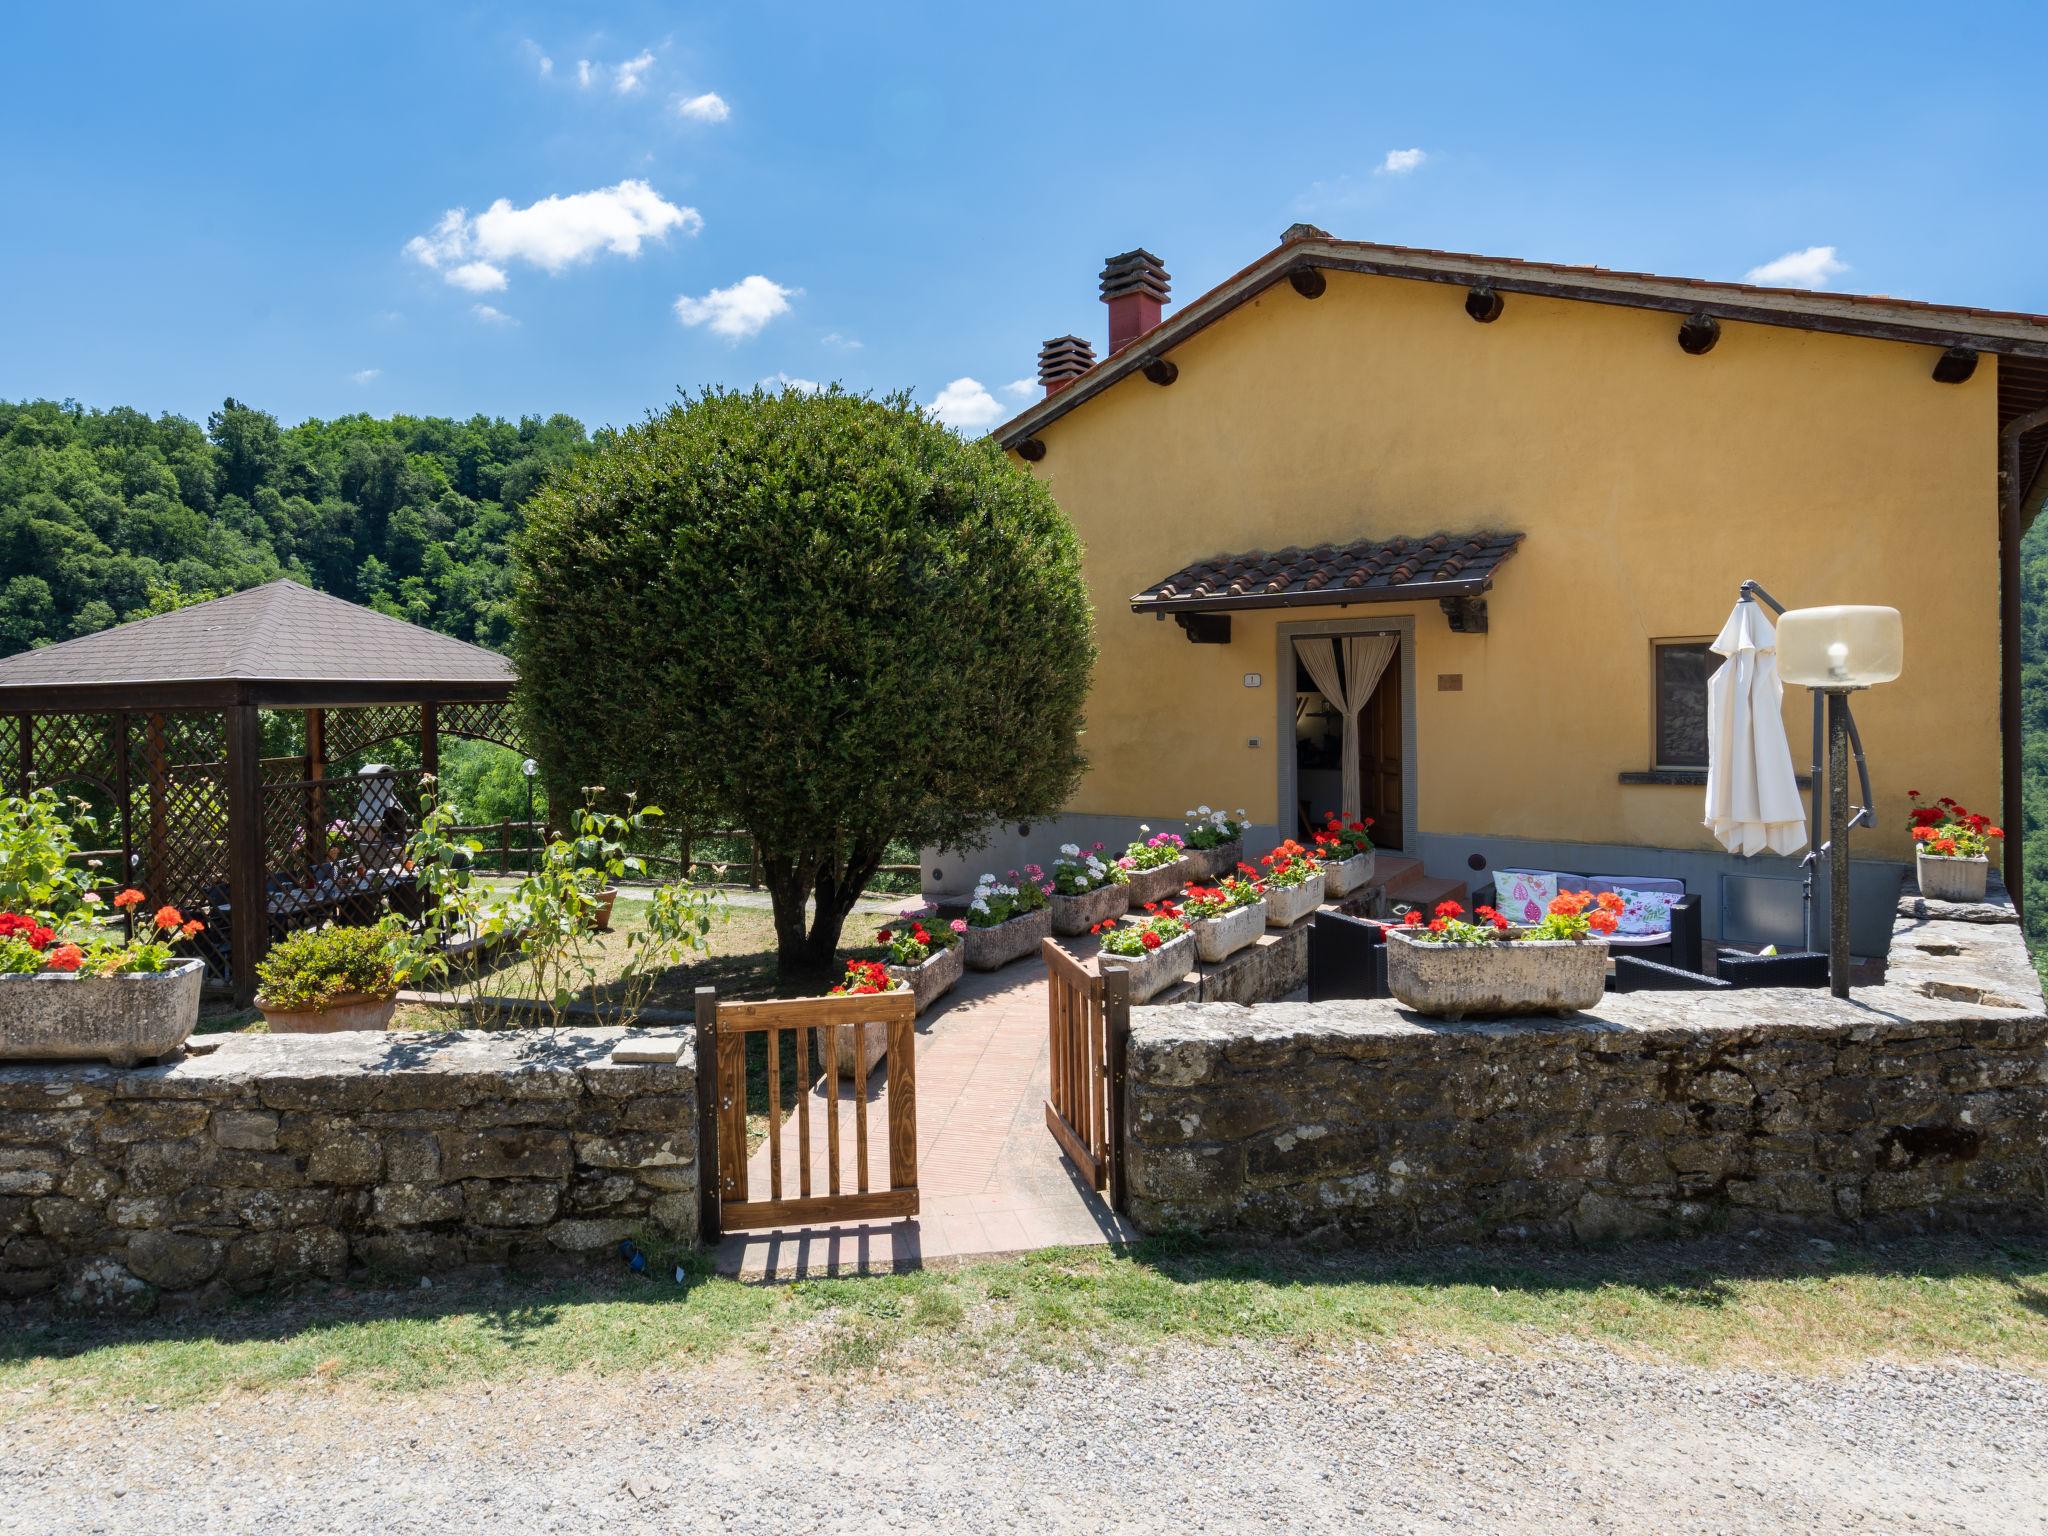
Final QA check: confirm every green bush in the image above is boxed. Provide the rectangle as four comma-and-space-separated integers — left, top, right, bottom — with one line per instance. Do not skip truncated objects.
511, 387, 1095, 988
254, 924, 400, 1009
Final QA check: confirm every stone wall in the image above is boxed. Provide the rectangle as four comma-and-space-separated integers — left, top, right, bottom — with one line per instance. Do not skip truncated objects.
1125, 887, 2048, 1242
0, 1026, 698, 1314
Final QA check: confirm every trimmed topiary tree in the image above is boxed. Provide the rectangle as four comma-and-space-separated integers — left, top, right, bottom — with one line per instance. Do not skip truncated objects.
511, 387, 1095, 990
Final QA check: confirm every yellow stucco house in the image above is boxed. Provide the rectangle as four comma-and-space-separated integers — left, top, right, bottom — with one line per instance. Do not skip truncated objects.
929, 227, 2048, 952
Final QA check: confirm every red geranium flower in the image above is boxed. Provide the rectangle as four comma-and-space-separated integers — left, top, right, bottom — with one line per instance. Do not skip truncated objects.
1139, 930, 1161, 951
154, 905, 183, 931
1434, 899, 1463, 919
113, 888, 145, 910
44, 944, 83, 972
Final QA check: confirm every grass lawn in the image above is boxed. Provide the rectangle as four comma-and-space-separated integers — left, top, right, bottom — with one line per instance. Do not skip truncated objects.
4, 1234, 2046, 1412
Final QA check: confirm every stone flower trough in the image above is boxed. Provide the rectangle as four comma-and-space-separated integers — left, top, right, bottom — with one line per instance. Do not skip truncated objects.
1194, 900, 1266, 963
1264, 871, 1326, 929
885, 941, 963, 1015
1052, 882, 1128, 937
0, 959, 205, 1068
963, 907, 1053, 971
1098, 931, 1196, 1003
1383, 931, 1609, 1019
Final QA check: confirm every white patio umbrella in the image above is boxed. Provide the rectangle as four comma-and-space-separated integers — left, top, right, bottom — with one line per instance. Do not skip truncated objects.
1703, 598, 1808, 857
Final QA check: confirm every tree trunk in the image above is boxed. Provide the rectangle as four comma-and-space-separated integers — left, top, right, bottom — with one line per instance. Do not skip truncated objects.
759, 838, 889, 995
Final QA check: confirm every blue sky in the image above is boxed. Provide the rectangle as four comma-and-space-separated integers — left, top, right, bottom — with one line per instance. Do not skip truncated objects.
4, 2, 2044, 435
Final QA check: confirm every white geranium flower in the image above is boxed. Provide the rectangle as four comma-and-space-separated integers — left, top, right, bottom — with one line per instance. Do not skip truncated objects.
1060, 843, 1080, 856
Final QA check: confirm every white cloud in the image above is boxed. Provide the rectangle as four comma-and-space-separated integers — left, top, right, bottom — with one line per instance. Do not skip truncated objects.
928, 378, 1005, 431
821, 331, 862, 350
447, 260, 508, 293
576, 59, 594, 88
350, 368, 381, 385
614, 50, 654, 94
522, 39, 552, 76
761, 372, 821, 394
471, 304, 517, 326
1743, 245, 1849, 290
407, 180, 699, 292
673, 275, 796, 340
1376, 147, 1426, 175
676, 91, 730, 122
1001, 377, 1036, 400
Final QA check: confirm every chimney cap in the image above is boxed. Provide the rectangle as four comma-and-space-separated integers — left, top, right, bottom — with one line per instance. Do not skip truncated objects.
1038, 334, 1097, 387
1100, 248, 1171, 303
1281, 222, 1331, 243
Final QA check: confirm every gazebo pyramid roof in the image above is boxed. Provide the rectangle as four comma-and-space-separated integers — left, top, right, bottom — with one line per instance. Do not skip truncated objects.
0, 580, 516, 709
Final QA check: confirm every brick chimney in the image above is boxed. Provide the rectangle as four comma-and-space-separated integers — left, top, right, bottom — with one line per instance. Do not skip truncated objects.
1100, 249, 1170, 354
1037, 334, 1096, 396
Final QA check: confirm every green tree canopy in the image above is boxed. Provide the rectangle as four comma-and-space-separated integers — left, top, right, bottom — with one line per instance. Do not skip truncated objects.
512, 387, 1096, 986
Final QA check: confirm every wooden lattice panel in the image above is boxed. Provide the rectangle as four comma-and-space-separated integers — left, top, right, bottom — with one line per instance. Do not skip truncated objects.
322, 704, 421, 768
29, 712, 121, 795
124, 712, 232, 982
0, 715, 22, 793
438, 697, 522, 753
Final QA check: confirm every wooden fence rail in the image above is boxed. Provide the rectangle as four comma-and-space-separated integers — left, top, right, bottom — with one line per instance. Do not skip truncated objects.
1043, 937, 1131, 1208
702, 988, 918, 1233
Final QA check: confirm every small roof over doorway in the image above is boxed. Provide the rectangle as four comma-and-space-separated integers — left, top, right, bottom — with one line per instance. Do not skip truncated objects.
1129, 531, 1524, 615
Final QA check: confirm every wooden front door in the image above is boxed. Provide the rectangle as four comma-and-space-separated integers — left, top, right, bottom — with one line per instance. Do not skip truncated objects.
1357, 654, 1404, 849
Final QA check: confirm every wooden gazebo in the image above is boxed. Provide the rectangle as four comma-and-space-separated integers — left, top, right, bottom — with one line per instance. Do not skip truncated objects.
0, 580, 521, 1003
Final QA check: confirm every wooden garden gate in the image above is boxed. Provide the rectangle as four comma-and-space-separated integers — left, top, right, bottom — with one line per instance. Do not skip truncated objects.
1042, 938, 1131, 1209
694, 989, 919, 1236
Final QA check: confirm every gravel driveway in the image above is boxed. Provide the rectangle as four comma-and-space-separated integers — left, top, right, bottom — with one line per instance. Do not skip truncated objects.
4, 1341, 2041, 1534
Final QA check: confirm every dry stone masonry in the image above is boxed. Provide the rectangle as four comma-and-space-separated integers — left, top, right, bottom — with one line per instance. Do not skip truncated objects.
0, 1026, 697, 1314
1126, 885, 2048, 1242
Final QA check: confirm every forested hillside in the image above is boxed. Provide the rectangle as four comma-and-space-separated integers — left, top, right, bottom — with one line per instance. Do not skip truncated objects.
0, 397, 590, 655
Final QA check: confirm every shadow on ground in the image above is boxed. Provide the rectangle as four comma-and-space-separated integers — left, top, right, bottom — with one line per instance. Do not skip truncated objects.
6, 1230, 2045, 1371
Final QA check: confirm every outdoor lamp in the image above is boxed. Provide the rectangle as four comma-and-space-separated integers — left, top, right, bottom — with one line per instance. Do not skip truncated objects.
1774, 602, 1903, 999
1775, 605, 1903, 690
520, 759, 539, 874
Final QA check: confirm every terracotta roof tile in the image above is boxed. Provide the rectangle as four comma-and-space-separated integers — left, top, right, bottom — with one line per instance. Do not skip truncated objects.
1132, 532, 1524, 613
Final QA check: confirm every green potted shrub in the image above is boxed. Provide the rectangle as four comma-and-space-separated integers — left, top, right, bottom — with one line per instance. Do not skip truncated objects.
255, 921, 412, 1033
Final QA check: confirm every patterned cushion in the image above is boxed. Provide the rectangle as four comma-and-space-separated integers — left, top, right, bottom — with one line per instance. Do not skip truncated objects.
1609, 884, 1676, 937
1493, 869, 1559, 926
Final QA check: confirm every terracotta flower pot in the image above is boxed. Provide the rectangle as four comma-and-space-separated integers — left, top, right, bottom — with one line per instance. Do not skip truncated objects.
1916, 851, 1989, 903
1320, 851, 1376, 899
1180, 840, 1244, 881
1384, 930, 1608, 1020
1096, 930, 1195, 1003
1052, 882, 1128, 936
1193, 900, 1266, 963
885, 941, 964, 1015
259, 989, 400, 1034
1117, 860, 1185, 906
590, 888, 620, 932
1264, 871, 1327, 928
0, 959, 204, 1067
963, 906, 1053, 971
